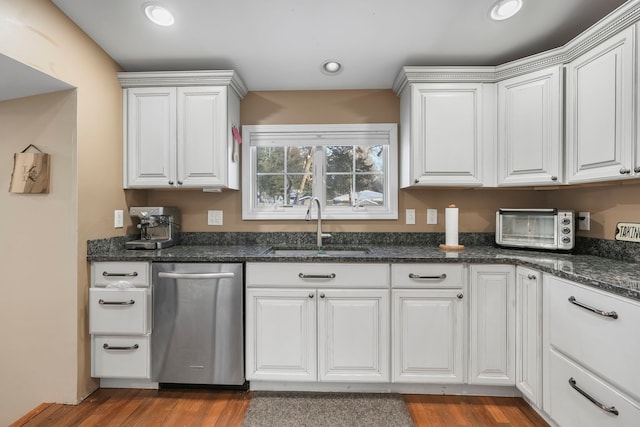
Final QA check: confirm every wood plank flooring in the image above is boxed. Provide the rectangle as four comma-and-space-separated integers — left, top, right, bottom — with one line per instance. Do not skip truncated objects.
12, 388, 549, 427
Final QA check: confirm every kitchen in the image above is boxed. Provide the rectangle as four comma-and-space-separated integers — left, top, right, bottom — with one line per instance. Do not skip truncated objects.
1, 0, 640, 426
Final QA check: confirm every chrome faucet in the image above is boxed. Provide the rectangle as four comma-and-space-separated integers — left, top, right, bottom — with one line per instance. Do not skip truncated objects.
305, 197, 331, 248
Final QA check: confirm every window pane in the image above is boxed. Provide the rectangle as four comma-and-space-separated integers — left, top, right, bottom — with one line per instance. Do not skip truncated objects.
355, 175, 384, 205
326, 146, 353, 173
327, 175, 353, 205
356, 145, 384, 173
256, 175, 285, 207
257, 147, 284, 173
288, 174, 313, 205
287, 146, 314, 173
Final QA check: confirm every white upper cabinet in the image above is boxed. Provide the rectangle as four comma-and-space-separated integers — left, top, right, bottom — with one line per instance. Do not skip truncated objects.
565, 26, 636, 184
497, 66, 563, 186
397, 79, 493, 187
119, 71, 247, 190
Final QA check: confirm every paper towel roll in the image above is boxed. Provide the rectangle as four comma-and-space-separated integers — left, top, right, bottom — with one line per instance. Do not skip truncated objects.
445, 206, 459, 246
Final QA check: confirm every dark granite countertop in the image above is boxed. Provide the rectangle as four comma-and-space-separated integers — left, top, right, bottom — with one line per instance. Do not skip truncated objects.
87, 232, 640, 302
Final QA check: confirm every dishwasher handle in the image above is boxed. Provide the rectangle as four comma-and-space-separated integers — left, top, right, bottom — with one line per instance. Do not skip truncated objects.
157, 272, 235, 280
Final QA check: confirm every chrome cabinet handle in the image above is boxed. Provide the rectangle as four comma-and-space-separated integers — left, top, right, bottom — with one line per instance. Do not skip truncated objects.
568, 378, 619, 416
551, 176, 558, 181
102, 271, 138, 277
103, 343, 139, 351
177, 180, 183, 185
527, 274, 537, 280
409, 273, 447, 280
158, 272, 234, 280
457, 293, 463, 299
168, 180, 174, 185
619, 168, 631, 175
309, 293, 314, 299
635, 166, 640, 173
298, 273, 336, 279
99, 299, 135, 306
568, 296, 618, 319
320, 293, 326, 299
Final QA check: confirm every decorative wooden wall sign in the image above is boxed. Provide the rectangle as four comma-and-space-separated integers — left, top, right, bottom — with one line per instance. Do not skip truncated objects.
9, 144, 50, 194
615, 222, 640, 243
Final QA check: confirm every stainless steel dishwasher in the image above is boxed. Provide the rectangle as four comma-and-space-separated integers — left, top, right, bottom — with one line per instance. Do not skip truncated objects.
151, 263, 245, 387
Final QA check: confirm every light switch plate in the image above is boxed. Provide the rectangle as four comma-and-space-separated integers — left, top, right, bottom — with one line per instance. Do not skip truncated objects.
208, 210, 223, 226
427, 209, 437, 224
114, 210, 124, 228
406, 209, 416, 225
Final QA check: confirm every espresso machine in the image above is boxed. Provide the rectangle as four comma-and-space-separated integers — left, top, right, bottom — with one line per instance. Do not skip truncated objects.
126, 207, 181, 250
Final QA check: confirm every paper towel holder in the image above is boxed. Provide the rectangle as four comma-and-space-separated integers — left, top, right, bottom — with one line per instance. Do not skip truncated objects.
440, 204, 465, 251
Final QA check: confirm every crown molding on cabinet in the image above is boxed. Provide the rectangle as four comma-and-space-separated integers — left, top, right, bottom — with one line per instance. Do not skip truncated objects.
117, 70, 248, 99
393, 0, 640, 94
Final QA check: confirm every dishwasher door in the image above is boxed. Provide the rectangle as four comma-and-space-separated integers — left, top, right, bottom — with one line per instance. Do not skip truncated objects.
151, 263, 244, 386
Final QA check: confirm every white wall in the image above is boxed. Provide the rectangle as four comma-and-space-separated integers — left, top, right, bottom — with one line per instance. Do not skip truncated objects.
0, 90, 78, 425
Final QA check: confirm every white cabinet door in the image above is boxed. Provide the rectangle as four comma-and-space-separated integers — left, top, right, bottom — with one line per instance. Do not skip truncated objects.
566, 26, 636, 183
403, 83, 487, 187
392, 289, 464, 383
515, 267, 542, 406
177, 86, 229, 188
125, 87, 177, 187
498, 66, 563, 186
318, 289, 389, 382
245, 288, 317, 382
469, 265, 515, 385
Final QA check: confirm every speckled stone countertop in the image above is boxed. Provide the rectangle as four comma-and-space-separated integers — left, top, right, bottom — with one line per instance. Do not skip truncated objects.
87, 232, 640, 302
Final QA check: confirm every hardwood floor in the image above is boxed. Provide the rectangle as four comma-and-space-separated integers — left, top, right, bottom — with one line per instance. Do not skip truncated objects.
12, 388, 549, 427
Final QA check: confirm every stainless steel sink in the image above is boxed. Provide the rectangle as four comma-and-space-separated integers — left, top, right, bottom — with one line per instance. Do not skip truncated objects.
267, 247, 370, 256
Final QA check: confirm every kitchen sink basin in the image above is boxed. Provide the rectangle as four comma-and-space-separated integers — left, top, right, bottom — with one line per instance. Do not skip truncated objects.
267, 247, 370, 256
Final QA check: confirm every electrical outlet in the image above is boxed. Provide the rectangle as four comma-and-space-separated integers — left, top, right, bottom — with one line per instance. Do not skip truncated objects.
427, 209, 438, 224
406, 209, 416, 225
578, 212, 590, 231
114, 210, 124, 228
207, 210, 223, 226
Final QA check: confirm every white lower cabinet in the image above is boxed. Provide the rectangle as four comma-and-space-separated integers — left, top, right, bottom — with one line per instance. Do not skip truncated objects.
89, 262, 152, 380
544, 275, 640, 426
392, 289, 464, 383
468, 265, 515, 385
245, 263, 390, 383
515, 267, 542, 406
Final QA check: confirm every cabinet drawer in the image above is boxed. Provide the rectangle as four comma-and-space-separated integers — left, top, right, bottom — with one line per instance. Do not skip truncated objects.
392, 264, 464, 288
246, 263, 389, 288
92, 335, 150, 379
547, 276, 640, 402
90, 288, 150, 334
547, 349, 640, 427
92, 262, 150, 287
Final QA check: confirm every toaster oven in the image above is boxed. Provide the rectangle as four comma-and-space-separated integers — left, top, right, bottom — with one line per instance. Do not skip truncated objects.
496, 209, 575, 251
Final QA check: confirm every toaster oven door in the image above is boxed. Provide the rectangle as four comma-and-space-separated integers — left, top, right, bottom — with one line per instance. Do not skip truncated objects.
496, 209, 558, 249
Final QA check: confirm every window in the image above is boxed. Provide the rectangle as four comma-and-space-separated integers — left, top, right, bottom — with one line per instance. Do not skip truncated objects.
242, 123, 398, 220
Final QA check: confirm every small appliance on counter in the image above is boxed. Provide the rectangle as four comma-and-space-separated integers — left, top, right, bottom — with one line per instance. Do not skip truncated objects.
496, 208, 575, 251
126, 206, 180, 250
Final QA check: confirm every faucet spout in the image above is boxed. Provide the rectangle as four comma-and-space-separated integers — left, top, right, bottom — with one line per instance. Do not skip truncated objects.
306, 197, 331, 248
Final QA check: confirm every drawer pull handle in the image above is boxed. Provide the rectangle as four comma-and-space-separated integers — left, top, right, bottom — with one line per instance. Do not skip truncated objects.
103, 343, 139, 351
568, 377, 619, 416
98, 299, 135, 306
102, 271, 138, 277
409, 273, 447, 280
527, 274, 537, 280
298, 273, 336, 279
158, 272, 234, 280
568, 296, 618, 319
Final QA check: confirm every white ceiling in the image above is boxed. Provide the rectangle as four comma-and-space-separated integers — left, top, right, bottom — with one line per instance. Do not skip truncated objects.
5, 0, 630, 98
48, 0, 629, 91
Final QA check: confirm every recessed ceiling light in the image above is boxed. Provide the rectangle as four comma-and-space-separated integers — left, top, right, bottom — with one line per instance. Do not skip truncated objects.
144, 3, 175, 26
489, 0, 523, 21
321, 60, 343, 75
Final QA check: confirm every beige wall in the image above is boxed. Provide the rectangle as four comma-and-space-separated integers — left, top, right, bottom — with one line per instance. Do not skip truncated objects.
0, 0, 129, 423
0, 91, 77, 425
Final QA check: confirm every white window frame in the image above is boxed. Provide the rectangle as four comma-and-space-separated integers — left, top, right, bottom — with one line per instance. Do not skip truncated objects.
242, 123, 398, 220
